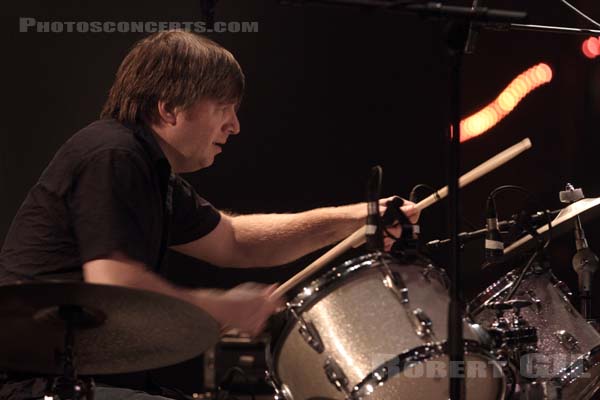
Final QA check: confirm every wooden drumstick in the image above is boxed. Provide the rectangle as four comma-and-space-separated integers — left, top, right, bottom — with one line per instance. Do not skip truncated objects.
415, 138, 532, 211
270, 138, 532, 300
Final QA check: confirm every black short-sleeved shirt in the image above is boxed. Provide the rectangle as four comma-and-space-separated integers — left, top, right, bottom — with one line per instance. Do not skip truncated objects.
0, 118, 221, 284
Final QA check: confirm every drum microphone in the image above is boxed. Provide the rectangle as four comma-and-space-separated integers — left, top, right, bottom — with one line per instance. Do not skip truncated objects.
484, 197, 504, 265
366, 166, 384, 251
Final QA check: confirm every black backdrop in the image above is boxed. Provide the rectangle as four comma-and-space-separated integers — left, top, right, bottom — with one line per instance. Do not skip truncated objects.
2, 0, 600, 393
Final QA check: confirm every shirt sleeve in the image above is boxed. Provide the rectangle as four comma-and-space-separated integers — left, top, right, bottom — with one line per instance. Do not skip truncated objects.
169, 174, 221, 246
68, 149, 158, 267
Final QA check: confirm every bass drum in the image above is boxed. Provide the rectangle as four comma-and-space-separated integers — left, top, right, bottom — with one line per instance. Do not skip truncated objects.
267, 253, 507, 400
469, 267, 600, 400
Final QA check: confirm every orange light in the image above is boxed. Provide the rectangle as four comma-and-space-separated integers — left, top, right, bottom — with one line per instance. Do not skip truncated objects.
460, 62, 553, 142
582, 37, 600, 59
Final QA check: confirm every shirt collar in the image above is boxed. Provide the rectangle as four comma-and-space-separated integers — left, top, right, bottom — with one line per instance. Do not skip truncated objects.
126, 121, 171, 170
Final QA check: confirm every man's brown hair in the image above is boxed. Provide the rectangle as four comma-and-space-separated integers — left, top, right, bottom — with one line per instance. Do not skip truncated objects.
101, 30, 245, 125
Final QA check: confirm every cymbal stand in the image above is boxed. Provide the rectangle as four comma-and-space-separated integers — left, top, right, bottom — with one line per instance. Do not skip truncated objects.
45, 306, 95, 400
561, 184, 600, 321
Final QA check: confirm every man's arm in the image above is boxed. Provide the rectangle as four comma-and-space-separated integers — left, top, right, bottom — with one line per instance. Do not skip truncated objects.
171, 199, 419, 268
83, 253, 282, 336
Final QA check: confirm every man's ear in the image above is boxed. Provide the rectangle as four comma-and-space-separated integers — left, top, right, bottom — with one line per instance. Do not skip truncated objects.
157, 101, 178, 126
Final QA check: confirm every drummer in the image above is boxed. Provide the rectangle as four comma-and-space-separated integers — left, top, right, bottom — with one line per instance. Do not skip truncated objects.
0, 30, 419, 399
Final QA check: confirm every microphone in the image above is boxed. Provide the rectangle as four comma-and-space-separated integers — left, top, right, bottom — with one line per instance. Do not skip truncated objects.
484, 197, 504, 264
366, 166, 383, 251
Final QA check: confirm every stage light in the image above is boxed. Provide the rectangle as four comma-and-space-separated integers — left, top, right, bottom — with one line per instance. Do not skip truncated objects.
582, 37, 600, 59
460, 63, 553, 142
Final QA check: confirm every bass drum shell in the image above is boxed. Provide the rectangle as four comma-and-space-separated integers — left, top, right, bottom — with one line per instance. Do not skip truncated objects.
269, 254, 506, 400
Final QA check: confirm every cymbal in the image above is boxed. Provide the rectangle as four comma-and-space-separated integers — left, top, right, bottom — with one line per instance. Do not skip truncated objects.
0, 282, 220, 375
504, 197, 600, 255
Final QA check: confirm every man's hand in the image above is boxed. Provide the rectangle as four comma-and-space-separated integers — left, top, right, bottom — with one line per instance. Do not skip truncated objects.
379, 197, 420, 252
191, 283, 284, 337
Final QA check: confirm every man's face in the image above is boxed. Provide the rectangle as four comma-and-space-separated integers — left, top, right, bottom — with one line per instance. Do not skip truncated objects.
169, 98, 241, 172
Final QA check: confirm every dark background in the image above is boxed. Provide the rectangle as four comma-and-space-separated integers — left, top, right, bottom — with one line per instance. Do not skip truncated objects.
2, 0, 600, 394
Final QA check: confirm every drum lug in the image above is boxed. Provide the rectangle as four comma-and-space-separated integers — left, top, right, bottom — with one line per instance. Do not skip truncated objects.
289, 307, 325, 354
421, 264, 450, 289
524, 290, 543, 313
410, 308, 434, 339
351, 366, 388, 399
553, 280, 577, 313
553, 279, 573, 299
382, 270, 409, 304
298, 320, 325, 354
554, 330, 581, 352
324, 357, 350, 395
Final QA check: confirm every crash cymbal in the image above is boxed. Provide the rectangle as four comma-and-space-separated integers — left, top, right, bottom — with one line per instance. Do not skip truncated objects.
0, 282, 219, 375
504, 197, 600, 255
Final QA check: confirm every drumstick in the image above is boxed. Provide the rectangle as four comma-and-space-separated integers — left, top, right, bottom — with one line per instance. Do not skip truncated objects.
271, 138, 532, 300
416, 138, 532, 211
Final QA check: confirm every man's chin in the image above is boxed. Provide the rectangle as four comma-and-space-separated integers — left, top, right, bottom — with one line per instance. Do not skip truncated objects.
175, 158, 213, 174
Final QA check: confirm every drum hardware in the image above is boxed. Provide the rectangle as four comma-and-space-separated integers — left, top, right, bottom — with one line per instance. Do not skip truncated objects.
265, 370, 292, 400
421, 263, 451, 289
44, 305, 96, 400
554, 330, 581, 353
324, 357, 351, 395
409, 308, 435, 340
376, 253, 435, 341
378, 255, 438, 341
552, 280, 573, 300
484, 300, 538, 357
288, 307, 325, 354
560, 184, 600, 321
381, 268, 409, 304
379, 253, 412, 311
551, 346, 600, 399
424, 209, 560, 253
523, 290, 543, 313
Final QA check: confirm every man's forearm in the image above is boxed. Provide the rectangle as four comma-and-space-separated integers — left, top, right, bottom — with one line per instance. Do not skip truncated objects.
230, 202, 366, 267
83, 255, 228, 325
83, 255, 282, 335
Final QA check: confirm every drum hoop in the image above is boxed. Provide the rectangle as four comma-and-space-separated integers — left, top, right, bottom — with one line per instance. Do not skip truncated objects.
351, 340, 508, 400
552, 344, 600, 389
467, 270, 519, 316
287, 253, 394, 312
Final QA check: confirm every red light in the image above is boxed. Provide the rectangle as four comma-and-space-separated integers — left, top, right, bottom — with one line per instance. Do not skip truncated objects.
582, 37, 600, 59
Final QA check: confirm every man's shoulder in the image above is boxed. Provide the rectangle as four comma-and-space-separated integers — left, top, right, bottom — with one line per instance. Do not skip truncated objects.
66, 118, 144, 157
36, 119, 154, 195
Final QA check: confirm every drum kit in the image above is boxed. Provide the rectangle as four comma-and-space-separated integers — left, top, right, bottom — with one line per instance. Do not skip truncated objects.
3, 140, 600, 400
264, 141, 600, 400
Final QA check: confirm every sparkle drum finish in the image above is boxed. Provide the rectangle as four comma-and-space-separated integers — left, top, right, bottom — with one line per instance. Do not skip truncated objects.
469, 267, 600, 399
267, 253, 506, 400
